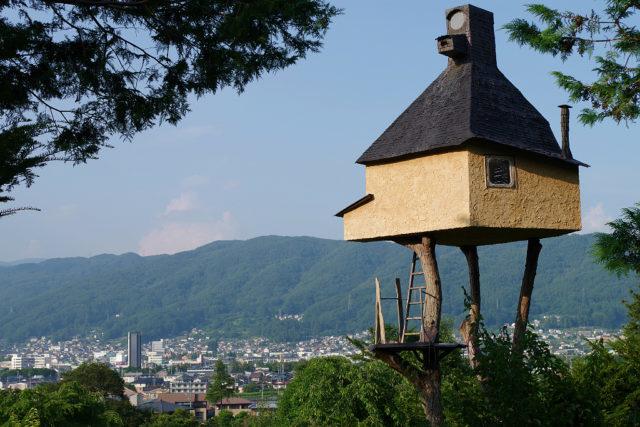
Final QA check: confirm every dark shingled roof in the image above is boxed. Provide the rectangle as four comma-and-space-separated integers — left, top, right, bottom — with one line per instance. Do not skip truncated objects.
356, 5, 585, 167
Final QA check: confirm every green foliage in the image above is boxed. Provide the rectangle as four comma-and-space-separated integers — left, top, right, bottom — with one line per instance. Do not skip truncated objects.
0, 235, 635, 343
242, 383, 262, 393
142, 409, 199, 427
206, 360, 235, 405
277, 356, 426, 426
61, 362, 125, 398
207, 410, 275, 427
578, 205, 640, 425
0, 381, 124, 426
594, 203, 640, 276
0, 0, 340, 214
445, 326, 600, 426
208, 410, 235, 427
276, 320, 604, 426
569, 291, 640, 425
505, 1, 640, 124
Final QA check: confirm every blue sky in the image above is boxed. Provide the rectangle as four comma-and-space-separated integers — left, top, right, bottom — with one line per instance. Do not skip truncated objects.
1, 0, 638, 261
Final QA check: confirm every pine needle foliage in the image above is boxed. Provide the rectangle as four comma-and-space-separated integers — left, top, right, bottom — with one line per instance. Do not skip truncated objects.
594, 203, 640, 276
206, 359, 235, 405
0, 0, 340, 213
505, 2, 640, 125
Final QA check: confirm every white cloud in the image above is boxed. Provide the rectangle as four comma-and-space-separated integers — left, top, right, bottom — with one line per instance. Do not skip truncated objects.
164, 191, 198, 215
581, 203, 612, 233
138, 212, 236, 256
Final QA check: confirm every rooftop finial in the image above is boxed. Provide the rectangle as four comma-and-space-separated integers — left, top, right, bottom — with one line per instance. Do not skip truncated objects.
436, 5, 496, 66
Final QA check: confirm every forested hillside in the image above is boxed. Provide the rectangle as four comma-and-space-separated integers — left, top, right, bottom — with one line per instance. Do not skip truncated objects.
0, 234, 635, 343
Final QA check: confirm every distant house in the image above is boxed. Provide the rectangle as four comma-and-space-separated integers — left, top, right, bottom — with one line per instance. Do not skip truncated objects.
216, 397, 253, 416
168, 373, 207, 393
157, 392, 211, 421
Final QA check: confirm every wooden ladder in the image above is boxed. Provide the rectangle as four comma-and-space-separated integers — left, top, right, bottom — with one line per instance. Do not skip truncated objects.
401, 252, 426, 343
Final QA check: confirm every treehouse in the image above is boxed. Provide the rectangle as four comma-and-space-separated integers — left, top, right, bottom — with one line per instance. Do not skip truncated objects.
334, 8, 589, 423
337, 4, 586, 247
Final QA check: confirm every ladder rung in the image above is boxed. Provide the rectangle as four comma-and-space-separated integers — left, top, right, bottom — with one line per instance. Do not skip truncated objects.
411, 272, 424, 276
408, 286, 427, 290
406, 316, 423, 320
403, 332, 420, 335
408, 301, 423, 305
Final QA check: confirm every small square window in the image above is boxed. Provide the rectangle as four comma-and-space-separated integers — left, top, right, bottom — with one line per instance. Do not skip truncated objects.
486, 156, 515, 188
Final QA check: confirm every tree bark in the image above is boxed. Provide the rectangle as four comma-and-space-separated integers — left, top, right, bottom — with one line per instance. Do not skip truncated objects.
460, 245, 481, 368
406, 236, 442, 342
512, 238, 542, 352
373, 351, 444, 427
391, 235, 444, 426
374, 236, 445, 424
416, 369, 444, 425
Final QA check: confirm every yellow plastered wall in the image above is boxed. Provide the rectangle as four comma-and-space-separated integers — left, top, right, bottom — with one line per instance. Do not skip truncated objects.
343, 150, 471, 241
467, 144, 581, 231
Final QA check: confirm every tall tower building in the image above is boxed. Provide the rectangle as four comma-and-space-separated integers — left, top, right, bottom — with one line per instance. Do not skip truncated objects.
127, 331, 142, 369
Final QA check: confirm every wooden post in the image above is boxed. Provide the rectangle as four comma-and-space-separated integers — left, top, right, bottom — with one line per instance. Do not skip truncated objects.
374, 277, 386, 344
395, 278, 404, 341
460, 245, 481, 368
512, 238, 542, 352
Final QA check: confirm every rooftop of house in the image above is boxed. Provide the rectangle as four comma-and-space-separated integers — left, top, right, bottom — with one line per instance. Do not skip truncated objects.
217, 397, 253, 406
158, 392, 207, 403
138, 399, 181, 413
356, 4, 585, 167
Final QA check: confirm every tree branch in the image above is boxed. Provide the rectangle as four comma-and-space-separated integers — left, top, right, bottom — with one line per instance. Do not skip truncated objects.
44, 0, 149, 9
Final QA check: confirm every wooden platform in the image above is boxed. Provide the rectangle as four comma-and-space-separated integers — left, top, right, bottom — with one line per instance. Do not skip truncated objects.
370, 342, 466, 369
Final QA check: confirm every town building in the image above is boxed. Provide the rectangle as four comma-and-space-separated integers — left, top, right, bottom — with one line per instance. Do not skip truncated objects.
128, 331, 142, 369
10, 355, 34, 370
216, 397, 253, 416
168, 374, 208, 394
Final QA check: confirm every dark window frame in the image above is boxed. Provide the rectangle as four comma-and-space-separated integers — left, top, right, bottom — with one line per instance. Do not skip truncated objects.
485, 155, 516, 188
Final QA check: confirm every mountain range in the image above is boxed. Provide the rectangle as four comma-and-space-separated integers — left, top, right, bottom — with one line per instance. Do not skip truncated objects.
0, 234, 636, 343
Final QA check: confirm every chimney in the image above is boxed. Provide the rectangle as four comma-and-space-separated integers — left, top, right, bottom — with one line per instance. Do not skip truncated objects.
559, 105, 573, 159
436, 5, 497, 67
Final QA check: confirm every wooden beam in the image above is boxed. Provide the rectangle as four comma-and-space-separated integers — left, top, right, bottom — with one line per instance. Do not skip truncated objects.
395, 278, 404, 342
460, 245, 481, 368
374, 277, 386, 344
513, 238, 542, 352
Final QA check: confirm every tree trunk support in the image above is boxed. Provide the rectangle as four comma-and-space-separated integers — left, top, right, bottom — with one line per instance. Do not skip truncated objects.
373, 235, 445, 427
395, 278, 404, 340
512, 238, 542, 352
460, 245, 481, 368
374, 277, 386, 344
406, 236, 442, 343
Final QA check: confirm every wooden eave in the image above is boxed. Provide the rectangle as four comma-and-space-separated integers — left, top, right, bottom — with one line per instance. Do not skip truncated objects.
335, 194, 374, 218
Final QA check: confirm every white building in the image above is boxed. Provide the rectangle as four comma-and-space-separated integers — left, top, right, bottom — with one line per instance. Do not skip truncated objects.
147, 352, 164, 366
33, 355, 51, 369
151, 340, 165, 353
169, 377, 208, 394
110, 352, 125, 366
11, 355, 34, 370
